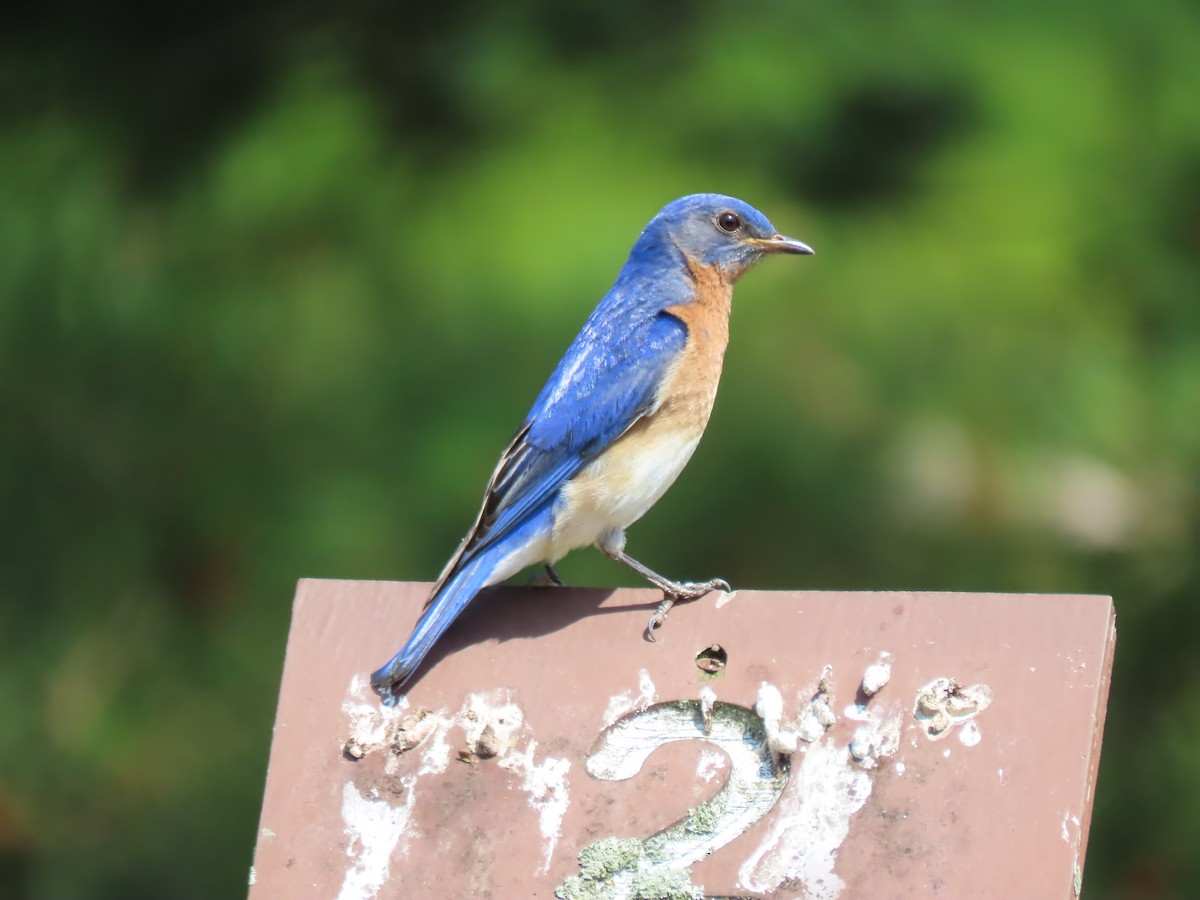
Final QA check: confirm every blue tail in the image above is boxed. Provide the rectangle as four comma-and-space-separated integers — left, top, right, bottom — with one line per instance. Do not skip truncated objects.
370, 550, 498, 705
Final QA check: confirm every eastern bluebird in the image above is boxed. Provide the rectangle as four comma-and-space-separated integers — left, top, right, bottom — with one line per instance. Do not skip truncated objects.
371, 194, 813, 703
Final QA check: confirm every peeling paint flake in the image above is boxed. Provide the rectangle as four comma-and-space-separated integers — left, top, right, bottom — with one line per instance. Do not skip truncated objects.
913, 677, 993, 743
848, 702, 904, 769
459, 689, 525, 758
756, 671, 837, 756
341, 675, 437, 764
797, 668, 838, 743
860, 653, 893, 697
756, 683, 798, 755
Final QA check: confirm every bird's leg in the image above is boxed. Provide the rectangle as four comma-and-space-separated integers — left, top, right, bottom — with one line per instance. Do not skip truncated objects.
598, 541, 730, 640
531, 563, 567, 587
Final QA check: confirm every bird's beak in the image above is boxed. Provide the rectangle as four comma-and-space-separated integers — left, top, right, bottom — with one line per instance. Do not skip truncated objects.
747, 234, 815, 255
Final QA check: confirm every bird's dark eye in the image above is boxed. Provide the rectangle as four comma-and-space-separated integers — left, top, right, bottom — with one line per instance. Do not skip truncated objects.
716, 211, 742, 234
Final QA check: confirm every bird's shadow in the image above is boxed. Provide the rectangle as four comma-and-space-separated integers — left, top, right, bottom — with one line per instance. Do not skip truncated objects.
396, 583, 662, 695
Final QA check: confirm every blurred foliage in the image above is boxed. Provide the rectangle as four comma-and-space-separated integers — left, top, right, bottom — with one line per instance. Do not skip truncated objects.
1, 1, 1198, 897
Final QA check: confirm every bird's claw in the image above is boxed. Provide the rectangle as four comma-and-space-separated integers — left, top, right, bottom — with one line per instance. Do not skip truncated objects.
645, 597, 675, 641
644, 578, 731, 641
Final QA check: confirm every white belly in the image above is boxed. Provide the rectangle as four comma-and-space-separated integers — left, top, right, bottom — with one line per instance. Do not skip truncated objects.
549, 420, 703, 559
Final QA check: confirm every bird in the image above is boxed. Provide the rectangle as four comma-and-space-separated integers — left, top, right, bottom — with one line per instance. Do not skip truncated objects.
371, 193, 813, 704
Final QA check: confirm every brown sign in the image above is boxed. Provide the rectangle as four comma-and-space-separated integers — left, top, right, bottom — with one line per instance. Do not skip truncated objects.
250, 581, 1114, 899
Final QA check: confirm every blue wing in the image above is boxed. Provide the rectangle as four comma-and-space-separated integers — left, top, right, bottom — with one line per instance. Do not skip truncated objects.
428, 299, 687, 599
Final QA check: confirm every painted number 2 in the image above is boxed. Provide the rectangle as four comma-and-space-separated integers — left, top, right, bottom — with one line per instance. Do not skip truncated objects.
556, 700, 789, 900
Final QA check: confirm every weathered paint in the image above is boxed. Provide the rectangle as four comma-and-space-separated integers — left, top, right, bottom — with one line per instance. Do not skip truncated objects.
250, 582, 1115, 899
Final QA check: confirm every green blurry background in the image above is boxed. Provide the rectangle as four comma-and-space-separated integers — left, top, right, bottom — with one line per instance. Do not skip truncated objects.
2, 1, 1198, 896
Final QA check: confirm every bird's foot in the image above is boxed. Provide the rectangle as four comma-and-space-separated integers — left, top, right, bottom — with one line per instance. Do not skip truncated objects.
531, 563, 567, 587
644, 578, 731, 641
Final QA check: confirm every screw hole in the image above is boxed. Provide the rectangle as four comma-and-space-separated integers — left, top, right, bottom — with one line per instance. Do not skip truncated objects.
695, 644, 728, 674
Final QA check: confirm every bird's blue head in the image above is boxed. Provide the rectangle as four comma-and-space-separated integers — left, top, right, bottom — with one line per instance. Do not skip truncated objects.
635, 193, 814, 282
